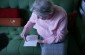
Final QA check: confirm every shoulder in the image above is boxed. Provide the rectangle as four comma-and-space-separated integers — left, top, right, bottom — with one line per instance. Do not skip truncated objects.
54, 5, 67, 16
29, 12, 38, 22
51, 5, 67, 23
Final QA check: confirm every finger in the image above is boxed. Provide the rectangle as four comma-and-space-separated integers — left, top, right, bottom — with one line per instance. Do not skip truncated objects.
24, 37, 27, 42
38, 40, 47, 43
40, 39, 53, 44
37, 40, 42, 43
38, 40, 44, 43
42, 40, 47, 43
20, 34, 24, 38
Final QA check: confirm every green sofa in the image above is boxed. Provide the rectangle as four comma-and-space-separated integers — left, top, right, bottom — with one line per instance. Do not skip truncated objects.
0, 0, 84, 55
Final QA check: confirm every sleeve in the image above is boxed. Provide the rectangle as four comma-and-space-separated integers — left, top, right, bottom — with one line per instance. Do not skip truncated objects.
51, 15, 68, 43
24, 12, 37, 30
41, 15, 68, 44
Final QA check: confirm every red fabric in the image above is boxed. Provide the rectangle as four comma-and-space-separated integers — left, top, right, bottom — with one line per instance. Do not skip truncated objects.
0, 18, 24, 26
0, 8, 20, 18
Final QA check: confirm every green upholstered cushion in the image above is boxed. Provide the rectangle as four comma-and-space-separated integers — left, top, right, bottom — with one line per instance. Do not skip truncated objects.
7, 38, 22, 55
27, 0, 35, 18
52, 0, 74, 13
18, 0, 29, 9
28, 0, 34, 9
33, 44, 41, 55
0, 48, 7, 55
0, 0, 74, 12
19, 40, 34, 55
0, 27, 9, 33
9, 0, 18, 8
19, 40, 41, 55
0, 0, 9, 8
0, 27, 23, 39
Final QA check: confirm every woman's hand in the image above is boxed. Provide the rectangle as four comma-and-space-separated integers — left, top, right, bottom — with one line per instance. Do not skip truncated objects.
20, 26, 29, 41
20, 32, 27, 41
38, 37, 55, 44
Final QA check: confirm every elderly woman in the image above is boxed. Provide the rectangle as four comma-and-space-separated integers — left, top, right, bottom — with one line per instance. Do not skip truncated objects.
21, 0, 68, 55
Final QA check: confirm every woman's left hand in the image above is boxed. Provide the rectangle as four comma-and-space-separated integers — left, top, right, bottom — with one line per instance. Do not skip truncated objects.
38, 37, 55, 44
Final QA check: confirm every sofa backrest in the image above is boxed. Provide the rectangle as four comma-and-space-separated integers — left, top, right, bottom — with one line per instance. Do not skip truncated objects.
28, 0, 75, 13
0, 0, 75, 12
53, 0, 74, 13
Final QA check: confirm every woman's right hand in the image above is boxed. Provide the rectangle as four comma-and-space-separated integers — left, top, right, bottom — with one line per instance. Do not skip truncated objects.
20, 32, 27, 41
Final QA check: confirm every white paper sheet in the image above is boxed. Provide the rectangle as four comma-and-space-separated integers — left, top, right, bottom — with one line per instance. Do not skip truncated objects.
24, 35, 38, 47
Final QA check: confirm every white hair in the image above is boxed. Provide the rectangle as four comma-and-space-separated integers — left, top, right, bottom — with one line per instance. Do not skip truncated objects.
30, 0, 54, 16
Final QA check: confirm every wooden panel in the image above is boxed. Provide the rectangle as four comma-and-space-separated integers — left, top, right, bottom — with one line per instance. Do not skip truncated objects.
0, 8, 19, 18
0, 18, 24, 26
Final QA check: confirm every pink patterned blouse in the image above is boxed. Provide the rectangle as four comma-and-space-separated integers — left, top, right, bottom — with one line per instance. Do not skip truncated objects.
24, 5, 68, 43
